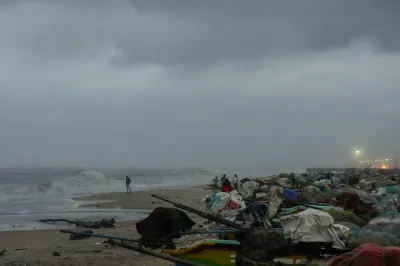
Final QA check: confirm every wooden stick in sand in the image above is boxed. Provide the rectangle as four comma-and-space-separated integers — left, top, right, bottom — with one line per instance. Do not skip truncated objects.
108, 239, 203, 266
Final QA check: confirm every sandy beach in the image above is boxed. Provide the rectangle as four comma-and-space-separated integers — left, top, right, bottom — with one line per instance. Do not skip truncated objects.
0, 186, 212, 266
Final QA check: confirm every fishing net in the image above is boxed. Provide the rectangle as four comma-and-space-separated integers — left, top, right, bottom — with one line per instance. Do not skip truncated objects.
348, 225, 400, 248
326, 209, 368, 227
340, 188, 377, 204
373, 194, 400, 212
369, 212, 400, 225
301, 186, 325, 203
235, 227, 289, 266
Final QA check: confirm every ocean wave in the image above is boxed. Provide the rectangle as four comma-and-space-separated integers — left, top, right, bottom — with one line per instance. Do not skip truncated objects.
0, 170, 112, 202
0, 169, 212, 204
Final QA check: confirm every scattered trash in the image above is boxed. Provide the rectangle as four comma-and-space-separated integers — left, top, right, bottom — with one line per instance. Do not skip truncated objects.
52, 168, 400, 266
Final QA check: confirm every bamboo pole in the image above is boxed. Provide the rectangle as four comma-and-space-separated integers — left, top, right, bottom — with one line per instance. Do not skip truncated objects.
108, 239, 203, 266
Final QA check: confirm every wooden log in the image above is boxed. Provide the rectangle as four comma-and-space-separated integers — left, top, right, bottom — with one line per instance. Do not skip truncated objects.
38, 218, 115, 228
108, 239, 203, 266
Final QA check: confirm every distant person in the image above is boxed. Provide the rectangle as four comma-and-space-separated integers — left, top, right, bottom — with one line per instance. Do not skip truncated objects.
213, 176, 219, 186
220, 174, 227, 187
288, 173, 296, 188
233, 174, 239, 190
125, 176, 131, 193
222, 178, 233, 193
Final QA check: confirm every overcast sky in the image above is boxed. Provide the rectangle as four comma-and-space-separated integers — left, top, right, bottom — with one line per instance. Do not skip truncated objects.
1, 0, 399, 172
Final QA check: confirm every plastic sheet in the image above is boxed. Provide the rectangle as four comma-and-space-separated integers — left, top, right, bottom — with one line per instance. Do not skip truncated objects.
282, 188, 298, 201
241, 181, 259, 199
385, 186, 400, 194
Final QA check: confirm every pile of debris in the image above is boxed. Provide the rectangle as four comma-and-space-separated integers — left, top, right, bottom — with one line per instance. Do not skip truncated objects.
48, 167, 400, 266
199, 168, 400, 265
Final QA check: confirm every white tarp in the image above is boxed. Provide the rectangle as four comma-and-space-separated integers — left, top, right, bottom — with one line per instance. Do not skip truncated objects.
277, 178, 292, 188
280, 208, 348, 249
262, 186, 283, 227
241, 181, 259, 199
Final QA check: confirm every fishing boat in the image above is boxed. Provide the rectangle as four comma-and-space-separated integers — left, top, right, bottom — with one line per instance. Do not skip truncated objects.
164, 239, 238, 266
164, 238, 307, 266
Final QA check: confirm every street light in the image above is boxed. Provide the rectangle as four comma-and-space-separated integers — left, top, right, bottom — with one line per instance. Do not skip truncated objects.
355, 150, 361, 155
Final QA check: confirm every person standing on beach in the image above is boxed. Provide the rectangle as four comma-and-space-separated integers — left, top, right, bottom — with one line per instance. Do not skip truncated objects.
220, 174, 227, 187
213, 176, 219, 186
233, 174, 239, 190
125, 176, 131, 193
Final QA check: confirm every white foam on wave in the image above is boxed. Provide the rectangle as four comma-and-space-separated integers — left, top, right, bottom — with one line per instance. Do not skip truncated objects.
0, 170, 113, 202
0, 170, 119, 216
0, 169, 212, 215
0, 169, 213, 231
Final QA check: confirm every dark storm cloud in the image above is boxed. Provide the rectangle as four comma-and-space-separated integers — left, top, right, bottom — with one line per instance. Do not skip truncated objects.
0, 0, 400, 170
2, 0, 399, 67
111, 0, 400, 66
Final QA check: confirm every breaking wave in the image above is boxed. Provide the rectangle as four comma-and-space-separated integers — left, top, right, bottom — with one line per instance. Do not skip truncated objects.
0, 170, 111, 203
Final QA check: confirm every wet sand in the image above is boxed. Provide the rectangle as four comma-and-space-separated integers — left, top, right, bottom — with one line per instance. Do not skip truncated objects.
75, 186, 210, 210
0, 186, 212, 266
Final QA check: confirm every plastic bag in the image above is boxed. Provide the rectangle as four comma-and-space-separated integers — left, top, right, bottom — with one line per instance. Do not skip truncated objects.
385, 186, 400, 194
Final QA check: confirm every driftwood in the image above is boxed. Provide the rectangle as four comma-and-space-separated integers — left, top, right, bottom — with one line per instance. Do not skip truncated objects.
38, 218, 116, 228
108, 239, 203, 266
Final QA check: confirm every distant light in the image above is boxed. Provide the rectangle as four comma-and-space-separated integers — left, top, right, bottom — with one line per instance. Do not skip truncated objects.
386, 159, 389, 161
355, 150, 361, 155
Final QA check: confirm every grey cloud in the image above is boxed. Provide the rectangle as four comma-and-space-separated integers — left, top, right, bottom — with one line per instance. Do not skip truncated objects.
2, 0, 399, 68
0, 1, 400, 170
114, 0, 400, 66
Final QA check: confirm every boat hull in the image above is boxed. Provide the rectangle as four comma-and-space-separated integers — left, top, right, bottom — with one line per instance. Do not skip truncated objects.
163, 239, 306, 265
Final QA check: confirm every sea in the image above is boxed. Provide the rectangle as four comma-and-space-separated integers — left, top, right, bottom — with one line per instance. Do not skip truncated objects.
0, 167, 214, 231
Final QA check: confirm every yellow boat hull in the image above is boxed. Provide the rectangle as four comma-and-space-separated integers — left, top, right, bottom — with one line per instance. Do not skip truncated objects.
163, 239, 306, 265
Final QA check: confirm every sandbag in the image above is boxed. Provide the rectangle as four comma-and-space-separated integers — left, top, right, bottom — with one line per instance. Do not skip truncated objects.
207, 192, 231, 214
229, 190, 247, 210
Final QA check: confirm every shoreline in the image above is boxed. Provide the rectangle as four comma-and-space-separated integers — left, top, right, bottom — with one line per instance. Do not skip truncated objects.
0, 185, 212, 232
73, 185, 211, 210
0, 186, 211, 265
